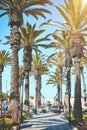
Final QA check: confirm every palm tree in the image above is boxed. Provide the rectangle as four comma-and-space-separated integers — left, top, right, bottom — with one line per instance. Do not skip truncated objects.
41, 23, 72, 112
52, 30, 72, 122
0, 50, 11, 105
19, 65, 24, 88
51, 31, 72, 92
52, 0, 87, 120
31, 51, 49, 110
46, 68, 65, 112
20, 22, 50, 110
47, 51, 64, 104
0, 0, 52, 123
40, 26, 72, 121
41, 2, 87, 119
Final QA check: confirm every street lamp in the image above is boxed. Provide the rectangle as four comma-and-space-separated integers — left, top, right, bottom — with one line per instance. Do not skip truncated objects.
20, 71, 25, 123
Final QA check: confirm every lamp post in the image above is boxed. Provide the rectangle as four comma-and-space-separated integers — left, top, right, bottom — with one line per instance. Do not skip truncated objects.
20, 71, 25, 123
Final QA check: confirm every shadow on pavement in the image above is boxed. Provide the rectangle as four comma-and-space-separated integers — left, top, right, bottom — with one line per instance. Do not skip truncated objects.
20, 124, 32, 129
20, 113, 76, 130
43, 123, 75, 130
30, 113, 59, 120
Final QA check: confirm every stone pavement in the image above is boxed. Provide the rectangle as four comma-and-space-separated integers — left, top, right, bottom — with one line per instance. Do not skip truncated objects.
20, 113, 77, 130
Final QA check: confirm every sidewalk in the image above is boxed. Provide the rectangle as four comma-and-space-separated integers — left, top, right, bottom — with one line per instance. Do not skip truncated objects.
20, 113, 77, 130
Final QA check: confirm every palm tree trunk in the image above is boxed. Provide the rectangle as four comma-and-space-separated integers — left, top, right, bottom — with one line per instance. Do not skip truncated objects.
38, 75, 41, 108
24, 72, 29, 110
80, 67, 87, 105
35, 84, 38, 113
59, 67, 62, 104
23, 47, 32, 111
9, 25, 21, 123
66, 67, 71, 123
23, 47, 32, 72
35, 70, 41, 111
73, 57, 82, 120
65, 49, 72, 111
64, 67, 71, 112
35, 72, 38, 113
57, 84, 61, 112
36, 79, 40, 108
70, 32, 83, 120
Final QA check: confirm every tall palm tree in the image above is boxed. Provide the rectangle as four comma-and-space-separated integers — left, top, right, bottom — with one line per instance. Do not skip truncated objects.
51, 30, 72, 122
20, 22, 50, 110
31, 51, 49, 110
52, 0, 87, 120
40, 25, 72, 121
47, 51, 64, 104
40, 24, 72, 112
0, 50, 11, 103
51, 31, 72, 94
0, 0, 52, 123
46, 68, 66, 111
41, 2, 87, 119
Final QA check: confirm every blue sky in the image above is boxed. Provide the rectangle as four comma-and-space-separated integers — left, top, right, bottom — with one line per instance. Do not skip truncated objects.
0, 0, 77, 99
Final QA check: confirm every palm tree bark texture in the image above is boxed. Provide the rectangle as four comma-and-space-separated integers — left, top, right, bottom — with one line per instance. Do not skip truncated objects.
10, 25, 21, 123
35, 70, 41, 111
70, 32, 83, 120
73, 57, 82, 120
9, 9, 22, 125
57, 83, 61, 112
8, 6, 22, 126
24, 72, 29, 110
59, 66, 63, 105
23, 47, 32, 110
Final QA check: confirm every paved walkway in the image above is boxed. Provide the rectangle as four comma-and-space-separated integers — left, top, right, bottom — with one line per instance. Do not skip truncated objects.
20, 113, 77, 130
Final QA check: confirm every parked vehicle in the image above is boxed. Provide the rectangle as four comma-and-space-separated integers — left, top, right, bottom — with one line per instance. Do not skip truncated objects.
38, 106, 46, 113
50, 106, 59, 113
60, 109, 69, 118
